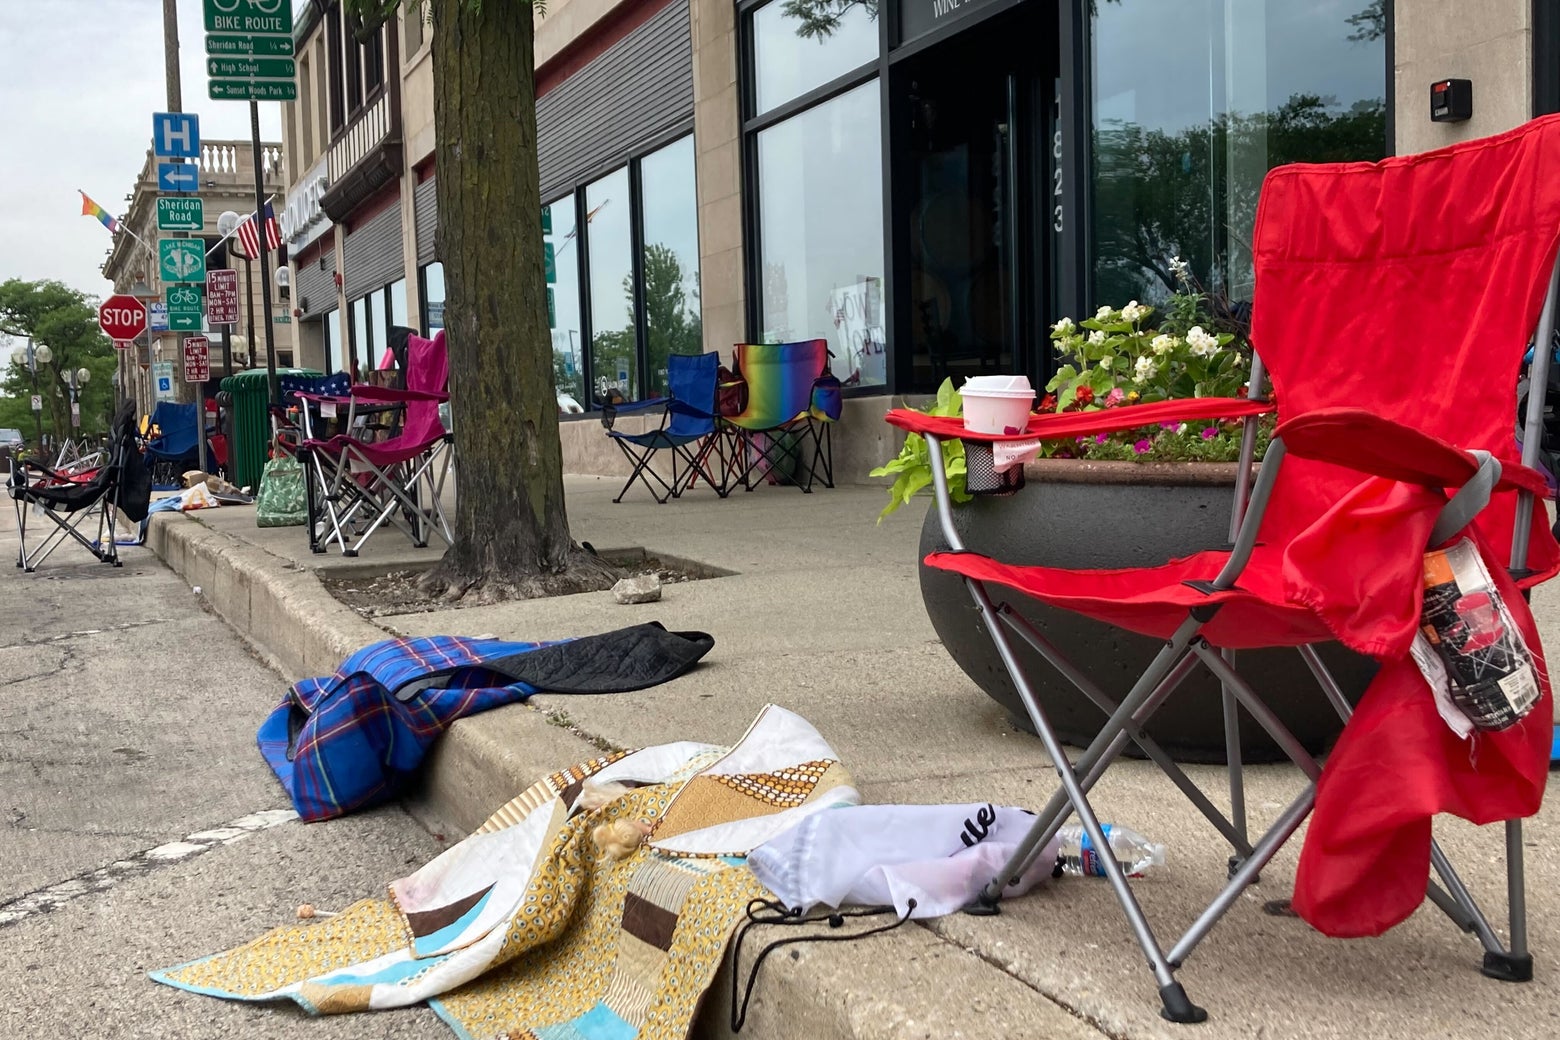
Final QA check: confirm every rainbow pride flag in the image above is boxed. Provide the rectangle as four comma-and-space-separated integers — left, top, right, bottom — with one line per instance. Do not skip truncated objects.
79, 190, 120, 234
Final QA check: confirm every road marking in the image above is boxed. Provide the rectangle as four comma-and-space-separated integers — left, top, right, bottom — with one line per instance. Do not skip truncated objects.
0, 808, 298, 929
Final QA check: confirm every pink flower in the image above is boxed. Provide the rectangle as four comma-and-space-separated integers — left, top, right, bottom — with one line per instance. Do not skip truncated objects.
1133, 438, 1152, 455
1095, 432, 1109, 444
1104, 388, 1126, 407
1159, 421, 1179, 430
1201, 426, 1218, 440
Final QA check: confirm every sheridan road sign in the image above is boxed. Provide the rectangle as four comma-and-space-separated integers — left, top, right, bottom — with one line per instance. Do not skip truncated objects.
156, 197, 204, 232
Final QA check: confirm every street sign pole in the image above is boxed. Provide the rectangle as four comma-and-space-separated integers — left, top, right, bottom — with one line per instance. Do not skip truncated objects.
250, 100, 279, 407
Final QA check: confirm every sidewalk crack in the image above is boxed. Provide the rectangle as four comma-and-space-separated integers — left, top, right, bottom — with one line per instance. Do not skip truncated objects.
919, 921, 1125, 1040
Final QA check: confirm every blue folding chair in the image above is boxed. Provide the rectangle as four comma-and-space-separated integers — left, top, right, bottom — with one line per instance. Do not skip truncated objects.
144, 401, 205, 489
601, 352, 729, 504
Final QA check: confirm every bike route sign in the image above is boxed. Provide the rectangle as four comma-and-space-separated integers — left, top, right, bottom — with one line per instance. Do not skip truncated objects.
206, 0, 295, 100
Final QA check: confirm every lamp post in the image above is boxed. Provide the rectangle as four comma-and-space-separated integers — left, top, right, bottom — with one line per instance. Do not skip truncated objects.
26, 338, 43, 450
33, 343, 53, 452
68, 366, 90, 432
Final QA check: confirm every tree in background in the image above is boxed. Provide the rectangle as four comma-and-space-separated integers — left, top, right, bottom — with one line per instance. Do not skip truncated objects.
351, 0, 616, 600
0, 279, 117, 445
1092, 94, 1387, 305
589, 244, 703, 401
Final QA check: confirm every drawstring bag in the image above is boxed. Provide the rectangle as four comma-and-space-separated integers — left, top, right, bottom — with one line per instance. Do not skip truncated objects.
255, 444, 308, 528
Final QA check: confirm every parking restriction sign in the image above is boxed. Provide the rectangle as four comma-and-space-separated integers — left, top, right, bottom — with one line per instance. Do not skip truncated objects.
184, 337, 211, 383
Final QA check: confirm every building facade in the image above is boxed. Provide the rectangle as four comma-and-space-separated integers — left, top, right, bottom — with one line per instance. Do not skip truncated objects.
103, 140, 286, 417
274, 0, 1560, 477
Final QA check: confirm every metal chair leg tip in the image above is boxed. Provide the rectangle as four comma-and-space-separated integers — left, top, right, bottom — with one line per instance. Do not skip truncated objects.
1481, 951, 1534, 983
1158, 982, 1208, 1024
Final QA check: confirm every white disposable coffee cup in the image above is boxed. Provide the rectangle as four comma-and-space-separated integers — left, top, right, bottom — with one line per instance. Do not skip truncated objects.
962, 375, 1035, 434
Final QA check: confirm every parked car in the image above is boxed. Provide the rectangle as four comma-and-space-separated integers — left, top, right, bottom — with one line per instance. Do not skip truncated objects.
0, 428, 23, 471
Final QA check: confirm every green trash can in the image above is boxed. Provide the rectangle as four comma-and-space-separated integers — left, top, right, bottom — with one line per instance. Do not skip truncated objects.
220, 368, 320, 492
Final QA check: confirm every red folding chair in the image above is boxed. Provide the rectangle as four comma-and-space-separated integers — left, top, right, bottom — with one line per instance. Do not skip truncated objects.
888, 115, 1560, 1021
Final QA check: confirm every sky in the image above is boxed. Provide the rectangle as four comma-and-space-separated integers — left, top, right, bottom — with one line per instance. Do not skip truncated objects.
0, 0, 284, 301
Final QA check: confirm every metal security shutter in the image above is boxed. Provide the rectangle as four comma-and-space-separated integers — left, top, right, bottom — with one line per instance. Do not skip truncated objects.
537, 0, 692, 201
342, 199, 404, 299
415, 177, 437, 264
296, 259, 335, 318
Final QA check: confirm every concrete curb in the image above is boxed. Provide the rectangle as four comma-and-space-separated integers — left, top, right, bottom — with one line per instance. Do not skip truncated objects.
144, 511, 1105, 1040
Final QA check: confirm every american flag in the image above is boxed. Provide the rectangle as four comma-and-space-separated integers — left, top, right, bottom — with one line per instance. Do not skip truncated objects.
235, 202, 281, 259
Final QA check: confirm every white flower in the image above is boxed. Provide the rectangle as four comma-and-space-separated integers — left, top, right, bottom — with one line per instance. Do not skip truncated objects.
1051, 317, 1075, 335
1087, 330, 1107, 346
1099, 359, 1114, 371
1121, 300, 1151, 323
1150, 334, 1177, 356
1233, 353, 1248, 367
1095, 305, 1115, 321
1132, 356, 1158, 384
1186, 325, 1220, 357
1169, 255, 1191, 281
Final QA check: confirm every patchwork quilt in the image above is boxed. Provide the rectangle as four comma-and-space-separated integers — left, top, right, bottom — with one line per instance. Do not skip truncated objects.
154, 705, 858, 1040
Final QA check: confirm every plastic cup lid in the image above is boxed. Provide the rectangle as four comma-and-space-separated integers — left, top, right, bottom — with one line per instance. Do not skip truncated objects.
963, 374, 1034, 397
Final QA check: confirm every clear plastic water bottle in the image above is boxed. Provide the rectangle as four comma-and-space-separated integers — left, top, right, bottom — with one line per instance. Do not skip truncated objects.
1054, 823, 1166, 878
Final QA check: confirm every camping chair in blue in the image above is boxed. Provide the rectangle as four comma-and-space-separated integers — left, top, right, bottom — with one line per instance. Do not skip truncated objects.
601, 352, 729, 504
144, 401, 204, 490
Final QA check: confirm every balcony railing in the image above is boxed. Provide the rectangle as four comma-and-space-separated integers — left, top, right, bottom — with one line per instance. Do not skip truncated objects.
198, 141, 285, 181
328, 90, 394, 184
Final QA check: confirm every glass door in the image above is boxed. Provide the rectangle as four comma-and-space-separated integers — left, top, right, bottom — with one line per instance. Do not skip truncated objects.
891, 2, 1056, 393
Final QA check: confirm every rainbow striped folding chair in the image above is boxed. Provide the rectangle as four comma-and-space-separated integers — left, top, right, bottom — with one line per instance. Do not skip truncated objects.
725, 340, 841, 493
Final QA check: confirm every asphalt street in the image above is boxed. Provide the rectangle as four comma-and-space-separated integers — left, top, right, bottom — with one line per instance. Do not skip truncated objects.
0, 500, 448, 1039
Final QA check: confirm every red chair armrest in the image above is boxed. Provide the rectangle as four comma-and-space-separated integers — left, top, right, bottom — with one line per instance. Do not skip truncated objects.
885, 397, 1271, 443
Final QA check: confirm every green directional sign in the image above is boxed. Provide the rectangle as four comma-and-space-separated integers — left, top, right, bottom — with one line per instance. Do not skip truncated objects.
159, 239, 207, 284
206, 33, 293, 56
156, 197, 205, 232
209, 78, 298, 102
207, 56, 295, 79
204, 0, 292, 36
547, 288, 556, 328
166, 285, 205, 331
544, 241, 556, 284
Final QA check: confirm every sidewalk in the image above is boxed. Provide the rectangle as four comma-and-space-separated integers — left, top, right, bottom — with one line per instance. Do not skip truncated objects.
141, 476, 1559, 1040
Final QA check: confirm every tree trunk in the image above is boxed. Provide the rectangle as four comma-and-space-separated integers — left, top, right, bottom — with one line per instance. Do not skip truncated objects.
421, 0, 616, 601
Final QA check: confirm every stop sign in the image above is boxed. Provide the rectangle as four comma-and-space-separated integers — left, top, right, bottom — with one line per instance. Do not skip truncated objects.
99, 294, 148, 346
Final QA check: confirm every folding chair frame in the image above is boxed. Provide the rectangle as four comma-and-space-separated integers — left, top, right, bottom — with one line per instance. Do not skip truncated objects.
309, 432, 454, 558
729, 417, 834, 494
920, 261, 1560, 1023
605, 401, 732, 505
10, 441, 134, 573
13, 491, 121, 572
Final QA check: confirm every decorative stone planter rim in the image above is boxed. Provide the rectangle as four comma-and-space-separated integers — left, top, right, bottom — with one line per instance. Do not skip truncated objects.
1022, 457, 1260, 487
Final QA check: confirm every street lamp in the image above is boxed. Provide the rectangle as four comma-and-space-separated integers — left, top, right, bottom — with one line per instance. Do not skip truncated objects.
219, 210, 258, 368
32, 343, 53, 451
68, 367, 89, 431
231, 334, 250, 368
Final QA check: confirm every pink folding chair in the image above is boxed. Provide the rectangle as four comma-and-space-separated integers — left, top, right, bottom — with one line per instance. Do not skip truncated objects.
301, 330, 454, 556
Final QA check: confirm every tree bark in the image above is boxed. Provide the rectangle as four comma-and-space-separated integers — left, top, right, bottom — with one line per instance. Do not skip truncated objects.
421, 0, 616, 600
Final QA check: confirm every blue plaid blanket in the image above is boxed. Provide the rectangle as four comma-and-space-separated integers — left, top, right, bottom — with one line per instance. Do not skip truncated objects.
257, 625, 717, 822
258, 636, 547, 822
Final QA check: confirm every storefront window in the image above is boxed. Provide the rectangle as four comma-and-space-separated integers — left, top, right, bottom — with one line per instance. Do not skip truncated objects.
587, 167, 636, 404
546, 193, 586, 408
421, 261, 445, 331
1090, 0, 1387, 307
323, 308, 341, 374
350, 295, 369, 375
388, 277, 409, 329
756, 79, 886, 386
752, 0, 878, 115
366, 291, 387, 370
639, 137, 702, 397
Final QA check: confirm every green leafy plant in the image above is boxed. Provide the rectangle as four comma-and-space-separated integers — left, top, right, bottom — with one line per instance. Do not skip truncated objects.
869, 378, 972, 521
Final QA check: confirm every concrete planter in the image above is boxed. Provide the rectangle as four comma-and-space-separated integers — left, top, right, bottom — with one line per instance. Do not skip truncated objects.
918, 458, 1377, 763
